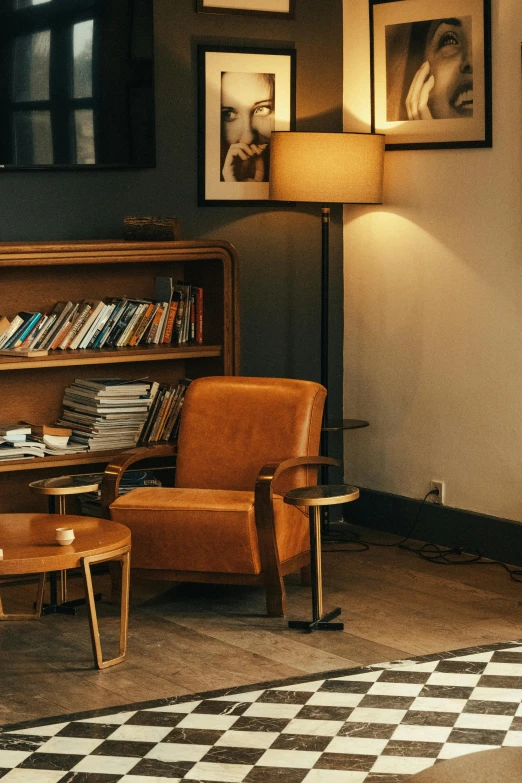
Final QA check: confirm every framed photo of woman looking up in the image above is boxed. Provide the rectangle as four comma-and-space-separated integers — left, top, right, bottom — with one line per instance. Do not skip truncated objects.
370, 0, 492, 149
198, 45, 296, 206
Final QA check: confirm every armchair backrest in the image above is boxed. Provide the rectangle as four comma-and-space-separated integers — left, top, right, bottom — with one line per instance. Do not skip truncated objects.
175, 376, 326, 494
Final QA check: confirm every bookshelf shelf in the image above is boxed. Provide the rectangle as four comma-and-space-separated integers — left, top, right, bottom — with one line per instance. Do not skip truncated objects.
0, 239, 239, 513
0, 444, 177, 474
0, 343, 223, 371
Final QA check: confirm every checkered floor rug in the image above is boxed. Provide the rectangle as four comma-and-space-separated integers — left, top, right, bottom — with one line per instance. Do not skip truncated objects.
2, 640, 522, 782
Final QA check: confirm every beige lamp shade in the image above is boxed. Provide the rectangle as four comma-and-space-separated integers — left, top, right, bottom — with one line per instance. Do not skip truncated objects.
269, 132, 384, 204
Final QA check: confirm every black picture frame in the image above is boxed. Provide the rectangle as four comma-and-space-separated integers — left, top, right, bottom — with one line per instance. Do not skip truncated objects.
369, 0, 492, 150
196, 0, 295, 19
198, 45, 296, 207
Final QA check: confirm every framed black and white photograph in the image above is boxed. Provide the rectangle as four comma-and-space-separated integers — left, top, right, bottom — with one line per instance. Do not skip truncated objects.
370, 0, 492, 149
197, 0, 295, 19
198, 46, 296, 206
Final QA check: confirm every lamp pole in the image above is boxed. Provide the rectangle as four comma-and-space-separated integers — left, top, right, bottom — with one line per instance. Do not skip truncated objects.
320, 205, 330, 465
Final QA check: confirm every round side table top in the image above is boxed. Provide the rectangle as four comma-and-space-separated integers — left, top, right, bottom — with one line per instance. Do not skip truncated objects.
0, 514, 130, 576
284, 485, 360, 507
29, 475, 100, 496
322, 419, 369, 432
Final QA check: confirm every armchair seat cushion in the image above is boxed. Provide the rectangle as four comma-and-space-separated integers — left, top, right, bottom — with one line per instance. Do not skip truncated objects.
110, 486, 309, 575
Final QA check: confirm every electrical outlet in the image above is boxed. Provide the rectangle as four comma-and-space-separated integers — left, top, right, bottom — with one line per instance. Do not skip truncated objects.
428, 480, 445, 504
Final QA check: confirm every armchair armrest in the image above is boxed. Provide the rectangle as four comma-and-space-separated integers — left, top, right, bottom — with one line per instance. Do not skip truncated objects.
255, 454, 341, 528
253, 456, 341, 617
255, 453, 340, 527
100, 444, 176, 514
256, 456, 341, 498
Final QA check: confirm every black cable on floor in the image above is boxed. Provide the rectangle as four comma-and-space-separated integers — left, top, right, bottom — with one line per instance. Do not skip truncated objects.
322, 490, 522, 583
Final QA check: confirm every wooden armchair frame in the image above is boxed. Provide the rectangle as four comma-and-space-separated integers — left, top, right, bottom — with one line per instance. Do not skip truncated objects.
100, 449, 340, 616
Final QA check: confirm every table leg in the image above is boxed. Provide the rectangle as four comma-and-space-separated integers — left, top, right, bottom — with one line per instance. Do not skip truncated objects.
81, 546, 131, 669
41, 495, 101, 616
0, 573, 45, 621
288, 504, 344, 633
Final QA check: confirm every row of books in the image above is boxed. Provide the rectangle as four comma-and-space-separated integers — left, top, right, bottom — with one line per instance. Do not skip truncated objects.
140, 379, 190, 444
0, 423, 87, 462
56, 377, 191, 451
0, 276, 203, 354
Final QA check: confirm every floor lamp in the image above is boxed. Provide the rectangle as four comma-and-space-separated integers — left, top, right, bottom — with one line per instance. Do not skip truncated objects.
269, 132, 385, 460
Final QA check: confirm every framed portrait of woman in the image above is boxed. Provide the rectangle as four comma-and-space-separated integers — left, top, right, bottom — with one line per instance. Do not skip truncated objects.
196, 0, 295, 18
370, 0, 492, 149
198, 45, 296, 206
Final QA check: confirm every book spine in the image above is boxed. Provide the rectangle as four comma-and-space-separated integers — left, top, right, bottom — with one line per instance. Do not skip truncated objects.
149, 389, 171, 442
79, 304, 108, 349
154, 303, 169, 344
53, 304, 79, 350
145, 304, 164, 344
181, 289, 191, 344
69, 301, 98, 351
31, 313, 57, 350
40, 302, 74, 350
195, 287, 203, 344
129, 302, 154, 347
0, 315, 24, 348
62, 305, 92, 349
189, 293, 195, 342
12, 313, 43, 348
51, 307, 78, 350
95, 299, 126, 347
21, 315, 48, 348
86, 303, 115, 348
119, 303, 146, 347
162, 299, 179, 344
174, 296, 185, 343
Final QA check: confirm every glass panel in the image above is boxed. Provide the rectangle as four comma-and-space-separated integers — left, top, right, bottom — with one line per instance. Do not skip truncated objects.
16, 0, 51, 8
75, 109, 95, 164
14, 110, 53, 165
13, 30, 50, 102
73, 20, 93, 99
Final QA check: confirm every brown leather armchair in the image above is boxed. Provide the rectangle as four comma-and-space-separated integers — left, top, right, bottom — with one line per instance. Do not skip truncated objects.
102, 376, 338, 616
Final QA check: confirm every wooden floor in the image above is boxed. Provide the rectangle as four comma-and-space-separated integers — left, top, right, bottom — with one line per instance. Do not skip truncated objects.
2, 524, 522, 728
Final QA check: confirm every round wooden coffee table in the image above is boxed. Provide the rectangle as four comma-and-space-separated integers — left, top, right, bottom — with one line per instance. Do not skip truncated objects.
0, 513, 131, 669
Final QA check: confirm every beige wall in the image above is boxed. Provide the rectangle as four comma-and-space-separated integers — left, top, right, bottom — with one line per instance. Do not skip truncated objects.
342, 0, 522, 521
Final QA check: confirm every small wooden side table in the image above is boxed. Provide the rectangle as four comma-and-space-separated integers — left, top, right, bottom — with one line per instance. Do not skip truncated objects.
29, 475, 100, 614
0, 513, 131, 668
285, 484, 359, 632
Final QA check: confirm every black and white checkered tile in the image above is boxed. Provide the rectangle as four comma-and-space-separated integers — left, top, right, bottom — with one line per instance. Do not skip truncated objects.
3, 640, 522, 782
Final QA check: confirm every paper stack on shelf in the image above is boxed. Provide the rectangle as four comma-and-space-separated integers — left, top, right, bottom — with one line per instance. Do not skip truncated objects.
0, 423, 87, 461
0, 424, 46, 461
57, 378, 154, 451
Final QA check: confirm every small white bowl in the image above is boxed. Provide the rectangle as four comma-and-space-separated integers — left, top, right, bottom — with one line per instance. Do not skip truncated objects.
55, 527, 75, 546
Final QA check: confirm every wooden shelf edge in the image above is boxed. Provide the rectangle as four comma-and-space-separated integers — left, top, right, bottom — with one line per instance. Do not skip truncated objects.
0, 344, 222, 371
0, 239, 238, 267
0, 445, 176, 473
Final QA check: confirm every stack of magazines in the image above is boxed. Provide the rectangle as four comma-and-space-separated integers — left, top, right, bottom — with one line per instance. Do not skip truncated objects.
73, 470, 163, 517
0, 423, 86, 461
57, 378, 154, 451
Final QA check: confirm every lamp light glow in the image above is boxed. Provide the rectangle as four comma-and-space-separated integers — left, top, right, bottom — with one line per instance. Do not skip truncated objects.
269, 132, 384, 204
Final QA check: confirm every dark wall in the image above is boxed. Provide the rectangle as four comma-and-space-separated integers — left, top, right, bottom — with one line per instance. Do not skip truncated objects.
0, 0, 345, 458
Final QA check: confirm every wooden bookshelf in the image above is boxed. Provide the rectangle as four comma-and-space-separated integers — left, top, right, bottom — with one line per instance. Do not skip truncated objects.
0, 239, 239, 513
0, 343, 223, 371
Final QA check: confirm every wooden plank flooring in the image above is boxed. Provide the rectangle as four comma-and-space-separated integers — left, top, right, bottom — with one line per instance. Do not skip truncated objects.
1, 524, 522, 727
